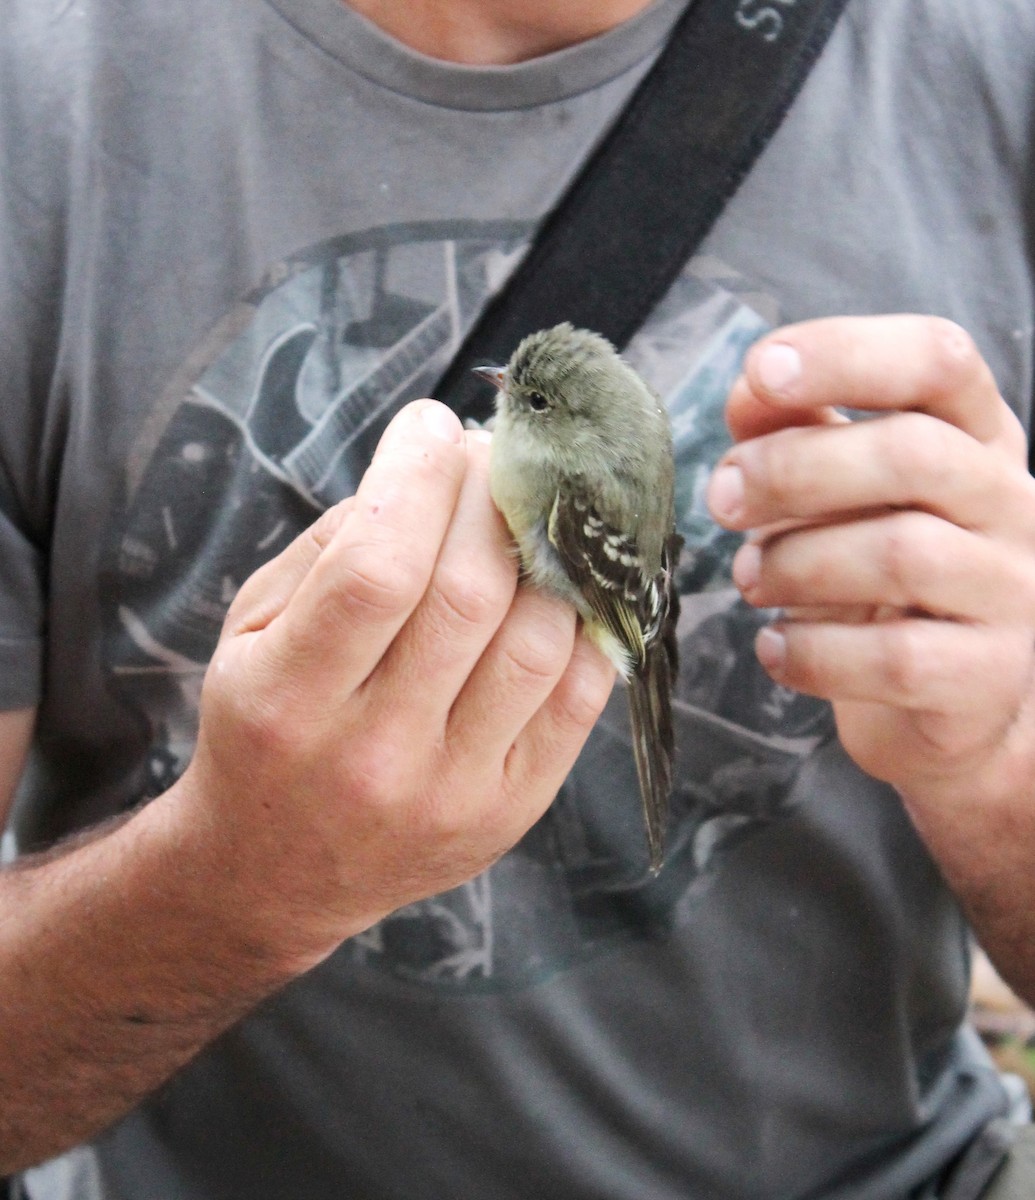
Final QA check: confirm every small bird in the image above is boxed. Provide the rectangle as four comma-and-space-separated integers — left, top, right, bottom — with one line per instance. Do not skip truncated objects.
473, 323, 682, 872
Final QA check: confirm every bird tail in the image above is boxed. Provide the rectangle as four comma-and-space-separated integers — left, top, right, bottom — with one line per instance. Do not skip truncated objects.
628, 633, 676, 876
629, 531, 681, 874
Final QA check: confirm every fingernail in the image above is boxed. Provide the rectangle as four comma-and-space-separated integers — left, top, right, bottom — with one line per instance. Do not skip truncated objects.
708, 464, 745, 523
420, 401, 463, 443
756, 343, 802, 394
732, 541, 761, 592
376, 401, 462, 457
755, 625, 786, 676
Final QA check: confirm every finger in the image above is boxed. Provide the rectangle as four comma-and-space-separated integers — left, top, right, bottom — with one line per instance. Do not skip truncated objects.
725, 367, 847, 441
445, 584, 581, 765
737, 315, 1021, 450
754, 617, 1034, 716
732, 510, 1035, 624
708, 408, 1035, 536
225, 499, 354, 635
503, 630, 617, 792
258, 400, 467, 698
360, 435, 518, 735
439, 631, 617, 868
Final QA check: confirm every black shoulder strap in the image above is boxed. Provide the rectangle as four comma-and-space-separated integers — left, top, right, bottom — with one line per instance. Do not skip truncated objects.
434, 0, 852, 421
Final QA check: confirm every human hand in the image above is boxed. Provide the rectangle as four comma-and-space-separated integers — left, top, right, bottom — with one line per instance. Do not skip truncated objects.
174, 400, 616, 975
706, 315, 1035, 824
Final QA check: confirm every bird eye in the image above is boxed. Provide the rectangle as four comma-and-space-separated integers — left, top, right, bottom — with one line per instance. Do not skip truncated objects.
528, 392, 549, 412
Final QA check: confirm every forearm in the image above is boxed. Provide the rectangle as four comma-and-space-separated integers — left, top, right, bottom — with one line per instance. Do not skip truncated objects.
0, 786, 298, 1174
898, 731, 1035, 1010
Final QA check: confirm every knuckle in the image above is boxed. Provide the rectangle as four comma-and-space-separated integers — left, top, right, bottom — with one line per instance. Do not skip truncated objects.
762, 533, 814, 599
923, 317, 986, 393
930, 315, 979, 366
1005, 428, 1029, 473
877, 411, 957, 493
223, 561, 278, 633
1002, 406, 1028, 459
430, 560, 513, 634
344, 735, 411, 812
204, 661, 302, 761
334, 543, 428, 621
501, 617, 572, 690
875, 512, 938, 608
308, 501, 351, 550
556, 660, 615, 731
222, 575, 259, 628
414, 788, 477, 851
754, 432, 813, 510
878, 622, 939, 699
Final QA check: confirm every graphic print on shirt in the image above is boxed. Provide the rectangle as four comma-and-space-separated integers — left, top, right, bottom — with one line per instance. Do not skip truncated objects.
102, 220, 834, 989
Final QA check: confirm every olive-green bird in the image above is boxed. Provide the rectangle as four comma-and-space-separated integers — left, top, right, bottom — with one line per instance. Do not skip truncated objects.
474, 323, 682, 872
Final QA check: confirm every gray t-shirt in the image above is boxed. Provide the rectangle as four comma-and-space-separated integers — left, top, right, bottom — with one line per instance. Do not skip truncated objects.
3, 0, 1035, 1196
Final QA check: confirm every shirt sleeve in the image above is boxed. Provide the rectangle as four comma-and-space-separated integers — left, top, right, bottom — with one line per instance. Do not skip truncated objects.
0, 500, 44, 709
0, 0, 71, 710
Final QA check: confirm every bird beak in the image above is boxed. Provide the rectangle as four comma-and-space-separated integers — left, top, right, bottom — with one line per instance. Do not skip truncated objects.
471, 365, 507, 391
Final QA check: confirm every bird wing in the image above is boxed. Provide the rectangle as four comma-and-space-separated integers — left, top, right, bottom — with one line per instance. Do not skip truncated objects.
546, 483, 653, 672
549, 483, 683, 871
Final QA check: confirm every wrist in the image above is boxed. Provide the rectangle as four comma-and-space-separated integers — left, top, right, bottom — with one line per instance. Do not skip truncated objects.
158, 761, 386, 983
895, 731, 1035, 975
